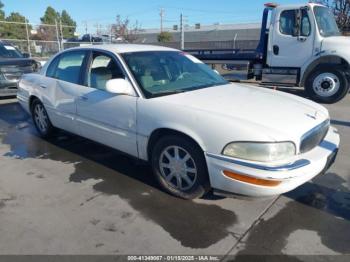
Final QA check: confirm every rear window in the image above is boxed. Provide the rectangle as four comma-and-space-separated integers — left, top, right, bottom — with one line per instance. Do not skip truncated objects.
46, 51, 86, 84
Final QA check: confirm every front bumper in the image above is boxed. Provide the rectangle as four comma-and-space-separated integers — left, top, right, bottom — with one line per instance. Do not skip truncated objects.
205, 126, 340, 197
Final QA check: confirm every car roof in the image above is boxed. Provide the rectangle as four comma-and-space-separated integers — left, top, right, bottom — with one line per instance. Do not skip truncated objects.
70, 44, 178, 54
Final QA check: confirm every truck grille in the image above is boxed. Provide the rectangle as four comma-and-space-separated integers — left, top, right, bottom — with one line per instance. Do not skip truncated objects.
300, 120, 330, 154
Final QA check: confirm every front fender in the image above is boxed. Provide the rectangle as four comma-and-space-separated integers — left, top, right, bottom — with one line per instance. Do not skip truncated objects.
136, 100, 283, 161
300, 52, 350, 86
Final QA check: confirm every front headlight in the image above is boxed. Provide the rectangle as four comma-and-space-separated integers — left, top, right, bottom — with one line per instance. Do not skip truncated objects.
222, 142, 296, 162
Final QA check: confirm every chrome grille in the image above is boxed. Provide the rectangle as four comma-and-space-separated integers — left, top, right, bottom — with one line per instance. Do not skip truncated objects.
300, 120, 330, 154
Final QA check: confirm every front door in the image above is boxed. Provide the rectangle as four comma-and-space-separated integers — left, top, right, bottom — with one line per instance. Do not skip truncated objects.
75, 51, 138, 157
268, 8, 315, 68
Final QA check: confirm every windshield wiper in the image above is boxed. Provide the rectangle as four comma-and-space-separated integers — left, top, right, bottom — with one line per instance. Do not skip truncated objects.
151, 90, 187, 98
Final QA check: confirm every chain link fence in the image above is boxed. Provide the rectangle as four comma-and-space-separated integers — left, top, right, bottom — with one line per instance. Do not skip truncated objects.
0, 20, 111, 61
1, 19, 260, 62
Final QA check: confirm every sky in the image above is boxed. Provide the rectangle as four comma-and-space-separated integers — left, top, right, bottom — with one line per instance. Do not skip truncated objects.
2, 0, 306, 32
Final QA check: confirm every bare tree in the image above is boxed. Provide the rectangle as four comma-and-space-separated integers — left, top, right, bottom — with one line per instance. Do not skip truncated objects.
313, 0, 350, 32
332, 0, 350, 31
111, 15, 141, 43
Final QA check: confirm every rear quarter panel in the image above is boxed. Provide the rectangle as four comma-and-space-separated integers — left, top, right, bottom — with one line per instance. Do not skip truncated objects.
18, 73, 57, 118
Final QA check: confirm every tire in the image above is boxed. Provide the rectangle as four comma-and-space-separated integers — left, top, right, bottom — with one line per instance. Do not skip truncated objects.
31, 99, 55, 138
151, 135, 210, 199
305, 65, 349, 104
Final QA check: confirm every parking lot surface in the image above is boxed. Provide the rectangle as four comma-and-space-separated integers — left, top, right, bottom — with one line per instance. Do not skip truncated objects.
0, 91, 349, 256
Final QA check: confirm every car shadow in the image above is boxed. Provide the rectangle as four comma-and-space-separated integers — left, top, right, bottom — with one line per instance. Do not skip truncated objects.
0, 101, 238, 249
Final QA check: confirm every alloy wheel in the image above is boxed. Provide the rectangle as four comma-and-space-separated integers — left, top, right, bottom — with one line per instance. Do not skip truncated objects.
158, 145, 198, 191
33, 103, 49, 134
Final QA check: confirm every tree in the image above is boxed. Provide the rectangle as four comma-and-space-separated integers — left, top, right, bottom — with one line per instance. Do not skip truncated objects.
40, 6, 60, 24
2, 12, 32, 39
0, 0, 4, 20
312, 0, 350, 32
157, 31, 173, 42
37, 6, 60, 41
37, 7, 77, 40
60, 10, 76, 38
111, 15, 140, 43
0, 1, 5, 37
332, 0, 350, 31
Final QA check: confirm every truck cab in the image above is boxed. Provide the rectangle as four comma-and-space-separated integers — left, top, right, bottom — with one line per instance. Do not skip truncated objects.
190, 3, 350, 103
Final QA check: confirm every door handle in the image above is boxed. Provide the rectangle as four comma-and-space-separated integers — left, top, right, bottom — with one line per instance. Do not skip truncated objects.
297, 36, 307, 42
79, 95, 88, 101
40, 84, 47, 89
273, 45, 279, 55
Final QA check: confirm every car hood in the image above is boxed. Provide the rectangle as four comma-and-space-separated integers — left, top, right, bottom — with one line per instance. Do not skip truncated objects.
321, 36, 350, 53
155, 83, 329, 141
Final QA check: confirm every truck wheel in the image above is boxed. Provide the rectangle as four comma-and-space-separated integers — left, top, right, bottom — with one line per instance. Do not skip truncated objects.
305, 66, 349, 104
151, 135, 210, 199
31, 99, 55, 138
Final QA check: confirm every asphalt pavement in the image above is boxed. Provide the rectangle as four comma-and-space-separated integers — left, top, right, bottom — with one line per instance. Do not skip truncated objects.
0, 91, 349, 258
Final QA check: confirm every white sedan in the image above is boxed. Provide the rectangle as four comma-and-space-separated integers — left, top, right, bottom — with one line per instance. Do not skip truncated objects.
17, 44, 340, 199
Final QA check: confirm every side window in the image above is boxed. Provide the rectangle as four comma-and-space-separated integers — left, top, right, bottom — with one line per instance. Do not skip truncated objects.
280, 10, 296, 36
47, 51, 86, 84
46, 56, 60, 78
87, 52, 125, 91
280, 9, 311, 37
301, 9, 311, 36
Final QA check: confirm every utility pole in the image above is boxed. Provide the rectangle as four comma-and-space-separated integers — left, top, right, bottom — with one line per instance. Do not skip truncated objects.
110, 25, 113, 43
24, 18, 31, 57
83, 20, 88, 34
180, 14, 184, 50
59, 18, 64, 50
160, 8, 164, 32
82, 20, 92, 43
55, 19, 61, 51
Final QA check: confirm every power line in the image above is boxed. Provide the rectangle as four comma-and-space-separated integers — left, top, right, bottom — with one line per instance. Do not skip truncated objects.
161, 5, 241, 15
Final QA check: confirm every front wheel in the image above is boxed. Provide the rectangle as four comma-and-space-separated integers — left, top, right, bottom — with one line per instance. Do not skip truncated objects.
305, 66, 349, 104
151, 135, 210, 199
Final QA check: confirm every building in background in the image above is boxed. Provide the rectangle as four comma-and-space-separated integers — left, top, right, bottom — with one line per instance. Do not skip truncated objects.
135, 22, 261, 50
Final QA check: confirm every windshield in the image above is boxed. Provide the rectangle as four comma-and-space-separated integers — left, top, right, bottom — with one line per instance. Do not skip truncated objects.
121, 51, 228, 98
314, 6, 340, 37
0, 44, 24, 58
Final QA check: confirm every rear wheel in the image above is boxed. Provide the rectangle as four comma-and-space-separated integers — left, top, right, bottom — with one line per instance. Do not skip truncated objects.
151, 135, 210, 199
305, 65, 349, 104
31, 99, 55, 138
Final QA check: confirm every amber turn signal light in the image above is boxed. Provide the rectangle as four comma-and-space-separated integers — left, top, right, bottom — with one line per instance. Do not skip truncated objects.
223, 170, 282, 187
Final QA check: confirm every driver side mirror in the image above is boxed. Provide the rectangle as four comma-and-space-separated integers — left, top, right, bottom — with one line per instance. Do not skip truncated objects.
22, 52, 30, 58
105, 78, 136, 96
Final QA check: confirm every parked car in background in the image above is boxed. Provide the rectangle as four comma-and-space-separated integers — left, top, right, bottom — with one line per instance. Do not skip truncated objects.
66, 34, 103, 43
17, 44, 339, 199
0, 41, 41, 97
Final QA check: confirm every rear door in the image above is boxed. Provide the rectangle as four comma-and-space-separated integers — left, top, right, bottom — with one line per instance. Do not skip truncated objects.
75, 50, 138, 157
44, 50, 87, 134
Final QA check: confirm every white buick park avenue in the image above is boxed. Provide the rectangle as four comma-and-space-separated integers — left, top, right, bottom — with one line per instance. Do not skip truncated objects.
17, 45, 340, 199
